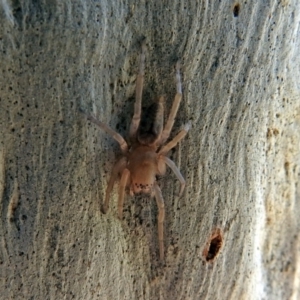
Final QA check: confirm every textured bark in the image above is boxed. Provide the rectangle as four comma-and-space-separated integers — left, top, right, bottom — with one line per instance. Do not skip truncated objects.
0, 1, 300, 299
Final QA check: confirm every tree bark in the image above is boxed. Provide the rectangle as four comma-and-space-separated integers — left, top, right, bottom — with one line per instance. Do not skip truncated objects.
0, 1, 300, 299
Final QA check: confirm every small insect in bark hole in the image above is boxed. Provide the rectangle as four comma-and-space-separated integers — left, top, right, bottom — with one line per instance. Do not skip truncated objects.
233, 3, 241, 17
81, 41, 190, 260
203, 229, 223, 262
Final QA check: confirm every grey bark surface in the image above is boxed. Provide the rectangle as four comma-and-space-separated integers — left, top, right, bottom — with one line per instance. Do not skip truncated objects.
0, 1, 300, 299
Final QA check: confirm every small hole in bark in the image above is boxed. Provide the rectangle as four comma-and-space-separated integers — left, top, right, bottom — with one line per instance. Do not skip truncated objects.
203, 228, 223, 262
284, 161, 290, 177
233, 3, 240, 17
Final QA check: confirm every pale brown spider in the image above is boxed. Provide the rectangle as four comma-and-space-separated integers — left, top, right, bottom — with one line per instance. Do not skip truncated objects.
82, 42, 190, 260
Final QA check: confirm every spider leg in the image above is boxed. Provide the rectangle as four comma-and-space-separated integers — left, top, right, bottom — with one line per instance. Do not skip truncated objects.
153, 182, 165, 260
83, 112, 128, 153
118, 168, 130, 219
158, 122, 191, 155
160, 61, 182, 144
159, 156, 186, 197
129, 41, 146, 140
102, 157, 128, 214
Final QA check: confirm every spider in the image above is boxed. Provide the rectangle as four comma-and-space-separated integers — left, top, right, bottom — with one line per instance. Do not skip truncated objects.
81, 42, 190, 260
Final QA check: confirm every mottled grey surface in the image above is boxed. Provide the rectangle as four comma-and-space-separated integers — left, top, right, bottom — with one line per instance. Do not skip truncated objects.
0, 1, 300, 299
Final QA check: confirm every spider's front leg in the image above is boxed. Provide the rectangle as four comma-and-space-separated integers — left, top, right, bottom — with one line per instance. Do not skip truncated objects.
80, 111, 128, 153
158, 122, 191, 156
160, 61, 182, 145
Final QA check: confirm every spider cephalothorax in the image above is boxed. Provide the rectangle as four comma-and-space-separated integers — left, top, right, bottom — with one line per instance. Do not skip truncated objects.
82, 42, 190, 260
